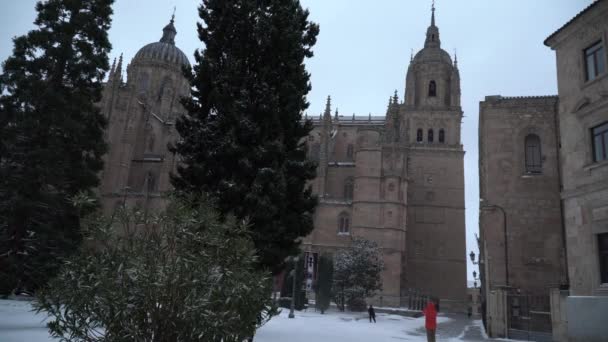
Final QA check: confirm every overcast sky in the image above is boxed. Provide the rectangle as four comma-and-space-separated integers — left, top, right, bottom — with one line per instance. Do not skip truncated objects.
0, 0, 594, 281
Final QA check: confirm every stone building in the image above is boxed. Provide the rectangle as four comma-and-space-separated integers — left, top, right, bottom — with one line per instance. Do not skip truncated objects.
99, 16, 190, 214
544, 1, 608, 340
303, 5, 467, 310
478, 1, 608, 340
478, 95, 566, 338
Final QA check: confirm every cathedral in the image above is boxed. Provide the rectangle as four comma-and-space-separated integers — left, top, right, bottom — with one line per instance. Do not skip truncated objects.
98, 6, 466, 310
302, 5, 466, 309
99, 16, 190, 216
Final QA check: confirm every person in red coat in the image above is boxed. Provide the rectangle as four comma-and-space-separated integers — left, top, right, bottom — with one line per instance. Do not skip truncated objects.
423, 300, 437, 342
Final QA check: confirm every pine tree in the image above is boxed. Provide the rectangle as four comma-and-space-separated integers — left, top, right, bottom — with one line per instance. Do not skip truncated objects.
172, 0, 319, 273
0, 0, 113, 294
315, 254, 333, 314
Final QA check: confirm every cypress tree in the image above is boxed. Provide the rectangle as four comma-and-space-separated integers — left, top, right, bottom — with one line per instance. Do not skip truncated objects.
315, 254, 333, 314
172, 0, 319, 273
0, 0, 113, 294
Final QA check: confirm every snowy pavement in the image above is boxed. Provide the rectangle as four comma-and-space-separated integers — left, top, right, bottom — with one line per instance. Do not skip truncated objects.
255, 309, 492, 342
0, 299, 509, 342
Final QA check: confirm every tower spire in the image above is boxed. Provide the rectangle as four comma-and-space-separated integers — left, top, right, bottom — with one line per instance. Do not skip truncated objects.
160, 8, 177, 45
424, 0, 440, 48
431, 0, 436, 27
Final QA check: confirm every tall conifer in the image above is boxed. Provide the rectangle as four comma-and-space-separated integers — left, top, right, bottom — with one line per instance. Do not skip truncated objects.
0, 0, 113, 293
172, 0, 319, 273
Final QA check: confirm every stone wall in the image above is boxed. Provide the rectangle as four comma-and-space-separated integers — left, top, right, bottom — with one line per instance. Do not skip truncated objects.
479, 95, 566, 294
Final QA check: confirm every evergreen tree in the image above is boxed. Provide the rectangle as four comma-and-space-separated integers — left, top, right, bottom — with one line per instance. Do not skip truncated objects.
332, 238, 384, 312
280, 256, 306, 310
172, 0, 319, 273
315, 254, 333, 314
0, 0, 113, 294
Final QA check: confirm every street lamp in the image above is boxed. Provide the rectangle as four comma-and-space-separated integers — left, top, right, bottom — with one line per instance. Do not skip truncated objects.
288, 255, 300, 319
480, 200, 509, 288
469, 250, 479, 265
472, 270, 480, 288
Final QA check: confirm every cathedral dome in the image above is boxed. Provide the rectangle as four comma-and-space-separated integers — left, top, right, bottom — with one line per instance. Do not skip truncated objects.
132, 17, 190, 67
412, 47, 453, 65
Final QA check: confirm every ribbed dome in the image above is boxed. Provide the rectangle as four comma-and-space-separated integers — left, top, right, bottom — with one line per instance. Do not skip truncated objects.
413, 47, 453, 65
132, 17, 190, 67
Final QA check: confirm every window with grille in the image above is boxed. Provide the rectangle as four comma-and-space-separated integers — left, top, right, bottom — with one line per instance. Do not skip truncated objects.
585, 41, 606, 81
338, 213, 350, 235
592, 122, 608, 162
525, 134, 542, 174
439, 129, 445, 143
428, 129, 434, 143
417, 129, 423, 142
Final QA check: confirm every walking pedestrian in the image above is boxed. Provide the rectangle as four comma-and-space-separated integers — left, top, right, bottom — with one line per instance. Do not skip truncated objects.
368, 305, 376, 323
423, 299, 437, 342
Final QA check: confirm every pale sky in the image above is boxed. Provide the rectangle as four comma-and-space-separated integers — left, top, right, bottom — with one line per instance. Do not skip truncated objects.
0, 0, 594, 281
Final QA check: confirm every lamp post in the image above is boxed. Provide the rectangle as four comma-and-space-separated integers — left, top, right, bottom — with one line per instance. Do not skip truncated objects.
480, 202, 509, 288
289, 255, 300, 319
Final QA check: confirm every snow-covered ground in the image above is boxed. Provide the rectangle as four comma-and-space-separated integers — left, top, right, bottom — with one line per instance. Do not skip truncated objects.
0, 299, 503, 341
255, 309, 450, 341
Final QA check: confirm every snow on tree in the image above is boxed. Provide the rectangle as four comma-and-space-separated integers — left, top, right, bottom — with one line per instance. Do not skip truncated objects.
332, 238, 384, 311
34, 196, 277, 342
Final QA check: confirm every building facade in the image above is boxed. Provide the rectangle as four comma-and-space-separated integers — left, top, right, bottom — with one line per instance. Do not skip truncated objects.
303, 6, 467, 310
478, 95, 566, 339
545, 1, 608, 341
99, 17, 190, 215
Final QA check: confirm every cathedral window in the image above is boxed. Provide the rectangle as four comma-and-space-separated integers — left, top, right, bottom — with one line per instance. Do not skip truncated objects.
428, 80, 437, 97
417, 129, 423, 142
146, 171, 157, 192
584, 41, 605, 81
524, 134, 542, 174
439, 129, 445, 143
310, 143, 321, 162
338, 212, 350, 235
138, 72, 150, 93
592, 122, 608, 162
344, 177, 354, 200
428, 129, 434, 143
599, 233, 608, 284
346, 144, 354, 160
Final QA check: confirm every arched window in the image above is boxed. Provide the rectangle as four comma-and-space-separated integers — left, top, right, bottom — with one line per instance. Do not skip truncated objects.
138, 72, 150, 93
439, 129, 445, 143
310, 143, 320, 162
338, 212, 350, 235
344, 177, 354, 200
428, 80, 437, 97
157, 77, 172, 101
525, 134, 542, 174
145, 171, 157, 192
417, 129, 423, 142
428, 129, 434, 143
346, 144, 354, 160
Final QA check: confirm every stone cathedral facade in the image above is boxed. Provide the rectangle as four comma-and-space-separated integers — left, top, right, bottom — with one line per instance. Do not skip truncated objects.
98, 17, 190, 215
303, 7, 466, 309
98, 9, 466, 310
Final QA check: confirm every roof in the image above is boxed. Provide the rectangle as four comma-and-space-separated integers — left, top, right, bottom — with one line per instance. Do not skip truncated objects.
544, 0, 602, 46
